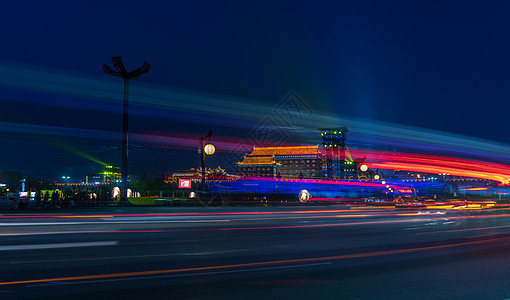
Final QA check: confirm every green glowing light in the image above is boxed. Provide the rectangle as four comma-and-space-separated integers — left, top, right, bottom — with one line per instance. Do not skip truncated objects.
40, 135, 107, 166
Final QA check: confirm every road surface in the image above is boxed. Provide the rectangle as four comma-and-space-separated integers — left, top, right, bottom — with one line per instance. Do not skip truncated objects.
1, 206, 510, 299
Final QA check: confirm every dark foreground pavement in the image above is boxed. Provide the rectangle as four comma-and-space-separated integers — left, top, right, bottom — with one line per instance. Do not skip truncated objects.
2, 207, 510, 299
39, 246, 510, 300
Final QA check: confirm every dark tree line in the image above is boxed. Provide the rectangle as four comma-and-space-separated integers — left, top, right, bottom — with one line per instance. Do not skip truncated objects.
0, 171, 41, 191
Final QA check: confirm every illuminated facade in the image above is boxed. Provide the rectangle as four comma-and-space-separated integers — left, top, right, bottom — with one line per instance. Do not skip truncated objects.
237, 128, 363, 179
101, 165, 121, 183
85, 165, 121, 184
237, 146, 323, 178
319, 127, 360, 179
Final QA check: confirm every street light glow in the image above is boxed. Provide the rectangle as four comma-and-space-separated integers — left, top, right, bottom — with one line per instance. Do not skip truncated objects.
204, 144, 215, 155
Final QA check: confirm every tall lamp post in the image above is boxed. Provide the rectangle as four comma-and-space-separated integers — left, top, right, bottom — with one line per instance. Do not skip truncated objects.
199, 130, 214, 204
103, 57, 150, 204
200, 130, 213, 186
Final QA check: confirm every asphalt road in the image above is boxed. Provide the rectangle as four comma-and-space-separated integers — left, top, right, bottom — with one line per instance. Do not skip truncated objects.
2, 206, 510, 299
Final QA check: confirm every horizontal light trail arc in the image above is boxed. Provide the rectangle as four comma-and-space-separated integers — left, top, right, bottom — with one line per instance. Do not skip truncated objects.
0, 209, 365, 219
3, 62, 510, 184
356, 150, 510, 174
329, 148, 510, 184
0, 209, 504, 222
2, 120, 509, 183
2, 122, 505, 183
241, 176, 409, 191
0, 222, 91, 226
2, 212, 509, 237
0, 231, 109, 237
0, 121, 259, 153
0, 219, 230, 226
0, 241, 118, 251
3, 62, 510, 167
0, 216, 475, 233
462, 187, 490, 191
1, 236, 508, 286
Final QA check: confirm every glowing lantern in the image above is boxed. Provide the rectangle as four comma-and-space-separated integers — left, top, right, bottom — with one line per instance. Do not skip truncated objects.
299, 189, 311, 203
204, 144, 215, 155
112, 187, 120, 200
360, 164, 368, 172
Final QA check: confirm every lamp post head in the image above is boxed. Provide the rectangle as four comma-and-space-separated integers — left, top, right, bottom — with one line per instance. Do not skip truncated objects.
103, 64, 121, 77
111, 56, 128, 75
200, 130, 212, 143
104, 57, 150, 80
127, 62, 151, 79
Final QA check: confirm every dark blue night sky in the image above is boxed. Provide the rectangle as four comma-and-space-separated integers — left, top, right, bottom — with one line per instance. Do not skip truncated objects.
1, 1, 510, 178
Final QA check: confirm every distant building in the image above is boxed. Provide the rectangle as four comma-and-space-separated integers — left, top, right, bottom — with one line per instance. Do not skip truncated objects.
165, 167, 239, 183
0, 183, 6, 196
237, 128, 364, 179
319, 127, 361, 179
84, 165, 121, 184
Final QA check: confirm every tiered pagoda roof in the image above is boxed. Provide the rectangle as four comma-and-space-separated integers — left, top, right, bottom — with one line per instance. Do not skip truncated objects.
237, 156, 281, 166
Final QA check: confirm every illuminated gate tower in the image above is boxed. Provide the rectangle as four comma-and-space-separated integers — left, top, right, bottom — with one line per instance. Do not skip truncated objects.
319, 127, 348, 178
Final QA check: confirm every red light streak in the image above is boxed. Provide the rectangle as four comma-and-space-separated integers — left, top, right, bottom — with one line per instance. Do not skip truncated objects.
92, 130, 510, 184
0, 209, 366, 220
242, 176, 407, 190
322, 148, 510, 184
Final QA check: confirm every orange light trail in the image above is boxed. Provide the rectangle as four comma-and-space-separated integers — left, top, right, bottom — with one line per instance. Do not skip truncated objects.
1, 236, 508, 286
335, 148, 510, 184
462, 187, 490, 191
